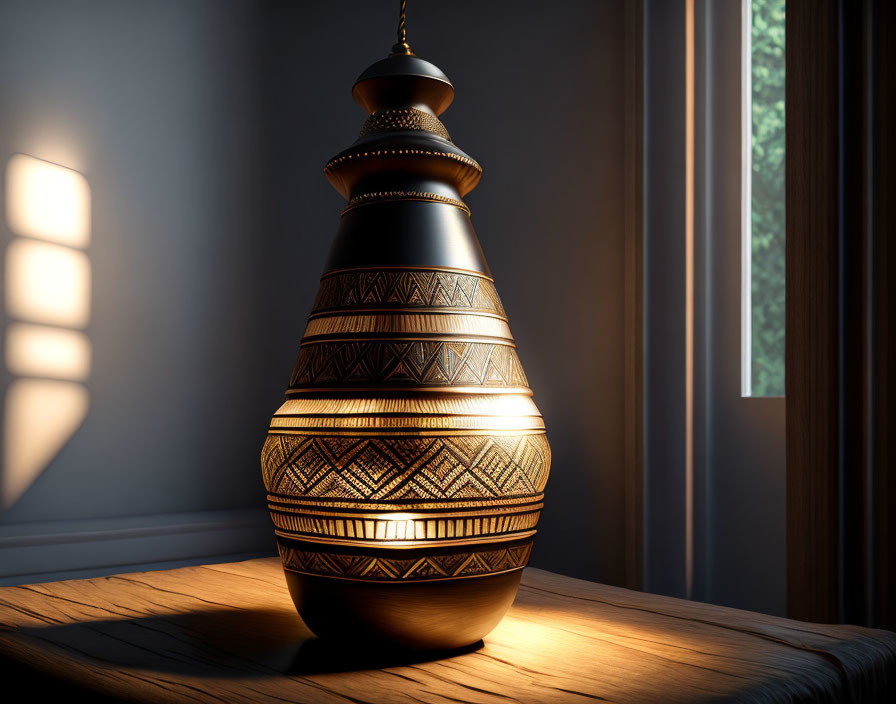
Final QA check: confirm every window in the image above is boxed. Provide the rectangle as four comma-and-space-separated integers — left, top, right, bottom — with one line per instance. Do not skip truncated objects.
742, 0, 785, 397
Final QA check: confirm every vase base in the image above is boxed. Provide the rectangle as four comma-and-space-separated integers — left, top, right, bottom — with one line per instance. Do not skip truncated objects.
283, 569, 522, 650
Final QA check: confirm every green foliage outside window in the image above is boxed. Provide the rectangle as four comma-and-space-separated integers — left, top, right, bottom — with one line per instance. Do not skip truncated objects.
750, 0, 785, 396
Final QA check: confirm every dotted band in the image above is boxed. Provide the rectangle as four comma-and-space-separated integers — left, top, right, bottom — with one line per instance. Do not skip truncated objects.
342, 190, 470, 215
360, 108, 452, 141
325, 148, 482, 175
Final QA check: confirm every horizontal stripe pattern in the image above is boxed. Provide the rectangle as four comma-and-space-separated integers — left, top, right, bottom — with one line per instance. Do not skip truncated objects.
270, 414, 545, 431
266, 493, 545, 512
302, 313, 513, 340
272, 394, 542, 418
269, 508, 541, 543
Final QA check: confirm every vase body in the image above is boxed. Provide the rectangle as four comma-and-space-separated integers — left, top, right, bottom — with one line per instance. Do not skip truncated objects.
261, 52, 550, 650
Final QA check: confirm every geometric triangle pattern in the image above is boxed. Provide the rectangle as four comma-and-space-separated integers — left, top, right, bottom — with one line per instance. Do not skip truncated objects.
262, 432, 550, 501
279, 541, 533, 582
313, 269, 505, 317
289, 340, 528, 388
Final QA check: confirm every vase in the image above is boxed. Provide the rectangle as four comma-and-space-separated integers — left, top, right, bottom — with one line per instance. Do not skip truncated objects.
261, 48, 550, 650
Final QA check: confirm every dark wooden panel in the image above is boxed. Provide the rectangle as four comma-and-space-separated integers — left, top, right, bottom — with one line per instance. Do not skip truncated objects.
787, 0, 895, 628
839, 0, 873, 627
1, 558, 895, 702
786, 0, 841, 624
873, 0, 896, 630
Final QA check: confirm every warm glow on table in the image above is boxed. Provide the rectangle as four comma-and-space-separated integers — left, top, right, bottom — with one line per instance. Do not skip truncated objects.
0, 558, 893, 702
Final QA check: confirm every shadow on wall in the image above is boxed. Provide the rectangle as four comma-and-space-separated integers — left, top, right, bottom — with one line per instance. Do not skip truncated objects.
2, 154, 91, 510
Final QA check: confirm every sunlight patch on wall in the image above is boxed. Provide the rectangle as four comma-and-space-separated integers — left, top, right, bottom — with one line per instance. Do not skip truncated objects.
2, 380, 89, 508
2, 154, 91, 510
5, 323, 92, 380
5, 239, 91, 327
5, 153, 90, 248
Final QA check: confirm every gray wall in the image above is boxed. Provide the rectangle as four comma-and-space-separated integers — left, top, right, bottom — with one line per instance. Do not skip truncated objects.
0, 0, 268, 521
0, 0, 628, 586
0, 0, 278, 581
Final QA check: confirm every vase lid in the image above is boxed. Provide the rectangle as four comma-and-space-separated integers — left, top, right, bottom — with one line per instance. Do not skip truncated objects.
352, 51, 455, 116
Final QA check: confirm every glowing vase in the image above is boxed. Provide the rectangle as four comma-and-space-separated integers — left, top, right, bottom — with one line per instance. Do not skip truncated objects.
261, 48, 550, 650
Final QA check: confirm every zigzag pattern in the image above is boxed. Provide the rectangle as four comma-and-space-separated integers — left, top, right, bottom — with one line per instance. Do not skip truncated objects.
313, 269, 505, 315
261, 433, 550, 501
279, 542, 533, 581
289, 341, 528, 388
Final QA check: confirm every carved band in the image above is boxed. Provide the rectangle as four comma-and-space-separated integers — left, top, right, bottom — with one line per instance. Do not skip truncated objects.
268, 504, 542, 544
271, 394, 542, 421
313, 269, 504, 316
269, 415, 545, 432
278, 540, 533, 582
325, 149, 481, 174
288, 340, 528, 389
261, 432, 551, 502
342, 190, 469, 215
301, 312, 512, 340
266, 492, 545, 512
359, 108, 452, 141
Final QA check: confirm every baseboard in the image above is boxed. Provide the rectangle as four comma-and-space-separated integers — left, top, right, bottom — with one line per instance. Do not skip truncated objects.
0, 508, 276, 585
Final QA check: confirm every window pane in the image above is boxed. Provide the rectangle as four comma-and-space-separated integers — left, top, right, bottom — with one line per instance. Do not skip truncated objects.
746, 0, 785, 397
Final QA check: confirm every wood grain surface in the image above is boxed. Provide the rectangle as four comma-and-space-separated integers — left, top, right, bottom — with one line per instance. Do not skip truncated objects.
1, 558, 894, 703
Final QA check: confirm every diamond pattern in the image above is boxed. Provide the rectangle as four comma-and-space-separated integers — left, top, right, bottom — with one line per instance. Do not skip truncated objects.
262, 434, 550, 501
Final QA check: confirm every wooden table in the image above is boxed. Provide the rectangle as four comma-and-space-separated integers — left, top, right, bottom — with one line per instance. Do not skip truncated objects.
1, 558, 894, 703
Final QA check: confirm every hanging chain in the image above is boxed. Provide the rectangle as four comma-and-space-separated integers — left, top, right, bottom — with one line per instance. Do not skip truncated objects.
392, 0, 412, 54
397, 0, 407, 45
